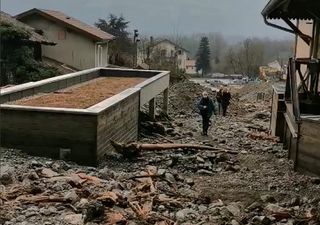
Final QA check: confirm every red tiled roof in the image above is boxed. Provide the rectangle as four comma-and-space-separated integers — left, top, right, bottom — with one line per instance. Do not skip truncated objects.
151, 39, 189, 53
16, 8, 114, 41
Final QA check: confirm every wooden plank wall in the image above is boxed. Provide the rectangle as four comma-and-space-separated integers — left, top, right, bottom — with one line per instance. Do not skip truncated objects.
96, 92, 140, 162
297, 119, 320, 175
270, 91, 279, 136
0, 109, 98, 166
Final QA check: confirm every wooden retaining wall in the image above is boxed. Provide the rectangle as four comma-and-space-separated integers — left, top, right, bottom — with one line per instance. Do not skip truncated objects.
297, 119, 320, 175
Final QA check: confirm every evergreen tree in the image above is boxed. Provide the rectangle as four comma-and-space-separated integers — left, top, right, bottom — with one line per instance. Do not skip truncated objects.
95, 14, 133, 66
196, 37, 211, 76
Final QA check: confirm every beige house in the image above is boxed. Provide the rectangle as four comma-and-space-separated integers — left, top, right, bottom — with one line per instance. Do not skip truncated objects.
186, 59, 197, 75
138, 39, 188, 71
16, 8, 114, 70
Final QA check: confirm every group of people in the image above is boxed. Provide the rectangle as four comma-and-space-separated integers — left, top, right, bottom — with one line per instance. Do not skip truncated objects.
197, 86, 231, 136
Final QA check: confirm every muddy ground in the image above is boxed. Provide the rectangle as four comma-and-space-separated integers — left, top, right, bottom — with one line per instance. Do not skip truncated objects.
1, 80, 320, 225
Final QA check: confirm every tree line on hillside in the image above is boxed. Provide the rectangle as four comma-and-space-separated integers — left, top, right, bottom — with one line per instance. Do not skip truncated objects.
168, 33, 294, 77
98, 12, 293, 78
1, 13, 294, 86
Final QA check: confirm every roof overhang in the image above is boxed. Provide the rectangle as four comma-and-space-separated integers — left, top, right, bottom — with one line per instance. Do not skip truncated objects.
15, 8, 114, 42
262, 0, 320, 20
261, 0, 320, 45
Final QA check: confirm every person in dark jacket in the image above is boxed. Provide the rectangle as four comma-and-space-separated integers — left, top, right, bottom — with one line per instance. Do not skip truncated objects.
216, 87, 223, 115
220, 87, 231, 116
197, 91, 215, 135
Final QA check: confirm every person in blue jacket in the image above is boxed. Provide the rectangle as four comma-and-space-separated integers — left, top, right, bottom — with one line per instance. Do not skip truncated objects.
197, 91, 215, 135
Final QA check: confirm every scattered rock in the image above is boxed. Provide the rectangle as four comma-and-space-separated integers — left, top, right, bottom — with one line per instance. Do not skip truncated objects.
227, 202, 242, 217
83, 201, 104, 222
0, 165, 15, 185
165, 173, 176, 184
40, 168, 59, 178
209, 199, 224, 208
197, 169, 214, 175
185, 178, 195, 185
196, 156, 205, 163
261, 194, 276, 203
219, 206, 233, 218
64, 189, 80, 203
176, 208, 198, 222
265, 204, 290, 221
63, 214, 84, 225
247, 202, 263, 211
231, 219, 240, 225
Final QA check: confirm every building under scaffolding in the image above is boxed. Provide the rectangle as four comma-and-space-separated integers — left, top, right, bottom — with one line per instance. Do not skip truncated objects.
262, 0, 320, 176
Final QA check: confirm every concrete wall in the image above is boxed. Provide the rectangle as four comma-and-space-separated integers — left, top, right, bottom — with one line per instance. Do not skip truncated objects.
0, 108, 98, 166
21, 14, 97, 70
136, 72, 170, 106
0, 67, 170, 166
95, 89, 140, 162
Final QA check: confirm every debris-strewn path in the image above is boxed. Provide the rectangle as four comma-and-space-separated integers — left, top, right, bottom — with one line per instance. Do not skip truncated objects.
1, 81, 320, 225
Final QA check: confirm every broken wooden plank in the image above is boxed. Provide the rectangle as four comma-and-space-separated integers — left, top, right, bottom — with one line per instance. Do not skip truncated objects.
111, 141, 238, 157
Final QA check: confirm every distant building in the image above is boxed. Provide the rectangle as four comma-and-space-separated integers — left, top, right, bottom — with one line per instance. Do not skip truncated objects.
186, 59, 197, 75
268, 60, 282, 70
138, 38, 189, 71
16, 8, 114, 70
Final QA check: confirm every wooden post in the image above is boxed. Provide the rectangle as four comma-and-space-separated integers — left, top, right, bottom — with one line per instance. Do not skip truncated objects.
163, 88, 169, 114
149, 98, 155, 120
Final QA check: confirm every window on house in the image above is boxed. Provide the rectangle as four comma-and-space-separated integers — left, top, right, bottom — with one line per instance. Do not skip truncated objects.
58, 30, 67, 40
178, 50, 182, 55
160, 49, 166, 57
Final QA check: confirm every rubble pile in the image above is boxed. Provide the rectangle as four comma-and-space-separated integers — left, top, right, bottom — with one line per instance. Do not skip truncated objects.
234, 82, 273, 103
229, 82, 274, 116
167, 81, 215, 117
1, 80, 320, 225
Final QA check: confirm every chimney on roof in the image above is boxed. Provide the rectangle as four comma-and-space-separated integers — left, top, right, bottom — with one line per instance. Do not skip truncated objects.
150, 36, 154, 45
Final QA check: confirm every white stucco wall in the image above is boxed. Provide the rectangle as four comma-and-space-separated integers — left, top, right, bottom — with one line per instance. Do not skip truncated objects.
186, 60, 197, 75
21, 15, 101, 70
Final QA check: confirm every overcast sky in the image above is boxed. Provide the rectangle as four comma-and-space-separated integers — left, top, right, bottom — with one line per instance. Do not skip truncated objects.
1, 0, 291, 39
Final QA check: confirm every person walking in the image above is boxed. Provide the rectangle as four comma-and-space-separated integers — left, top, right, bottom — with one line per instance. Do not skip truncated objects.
216, 87, 223, 116
197, 91, 215, 136
220, 87, 231, 116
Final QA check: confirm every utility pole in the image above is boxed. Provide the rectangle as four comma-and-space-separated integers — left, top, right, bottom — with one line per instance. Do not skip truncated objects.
133, 29, 139, 68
